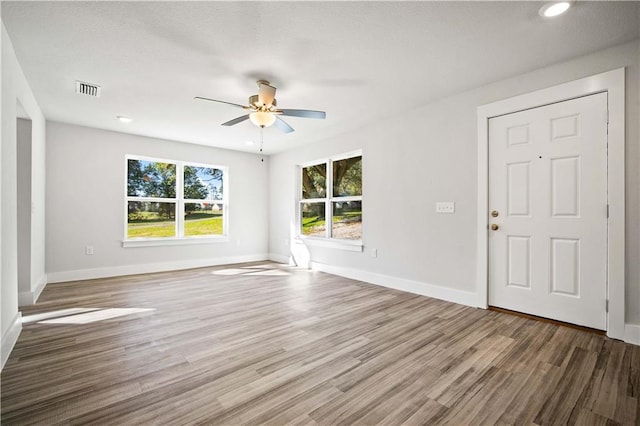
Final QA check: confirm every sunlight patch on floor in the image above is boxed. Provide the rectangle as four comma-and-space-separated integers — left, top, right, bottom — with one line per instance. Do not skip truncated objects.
23, 308, 156, 325
22, 308, 101, 324
212, 266, 292, 276
242, 264, 291, 269
211, 268, 252, 275
245, 270, 291, 276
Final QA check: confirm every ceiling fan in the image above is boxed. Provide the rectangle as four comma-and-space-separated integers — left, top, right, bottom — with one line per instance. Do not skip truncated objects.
195, 80, 326, 134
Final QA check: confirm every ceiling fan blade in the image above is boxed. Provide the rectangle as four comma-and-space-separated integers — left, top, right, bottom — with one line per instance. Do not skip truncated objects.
278, 109, 326, 119
274, 117, 294, 133
221, 115, 250, 126
194, 96, 249, 109
257, 82, 276, 108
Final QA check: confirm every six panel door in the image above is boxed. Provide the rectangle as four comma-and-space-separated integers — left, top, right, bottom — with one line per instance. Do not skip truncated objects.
488, 92, 608, 330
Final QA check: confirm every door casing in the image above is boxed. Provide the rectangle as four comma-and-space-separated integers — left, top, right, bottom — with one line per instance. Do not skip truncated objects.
476, 68, 625, 340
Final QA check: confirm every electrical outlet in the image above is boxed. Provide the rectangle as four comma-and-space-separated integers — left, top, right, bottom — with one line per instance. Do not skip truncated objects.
371, 248, 378, 258
436, 202, 455, 213
85, 245, 94, 255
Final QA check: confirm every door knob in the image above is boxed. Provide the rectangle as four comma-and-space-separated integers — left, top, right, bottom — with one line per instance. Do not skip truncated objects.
491, 224, 499, 231
491, 210, 499, 217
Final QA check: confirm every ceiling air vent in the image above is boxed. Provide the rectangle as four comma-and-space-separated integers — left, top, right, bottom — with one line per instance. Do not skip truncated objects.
75, 81, 101, 97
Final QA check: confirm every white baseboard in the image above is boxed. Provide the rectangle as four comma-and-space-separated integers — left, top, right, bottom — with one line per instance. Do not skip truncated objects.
33, 274, 47, 302
310, 262, 479, 308
47, 254, 270, 283
18, 274, 48, 306
268, 253, 290, 264
624, 323, 640, 346
1, 312, 22, 370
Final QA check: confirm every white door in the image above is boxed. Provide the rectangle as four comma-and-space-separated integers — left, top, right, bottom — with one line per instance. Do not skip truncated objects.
488, 92, 608, 330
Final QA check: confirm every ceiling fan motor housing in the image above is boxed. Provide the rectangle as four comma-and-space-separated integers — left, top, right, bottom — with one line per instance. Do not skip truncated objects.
249, 94, 276, 109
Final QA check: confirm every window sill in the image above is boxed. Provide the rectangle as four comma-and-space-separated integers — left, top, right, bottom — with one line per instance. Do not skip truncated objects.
294, 237, 363, 252
122, 237, 229, 248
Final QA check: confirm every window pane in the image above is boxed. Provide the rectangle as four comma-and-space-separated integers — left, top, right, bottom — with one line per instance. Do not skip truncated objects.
333, 156, 362, 197
301, 202, 326, 237
302, 163, 327, 199
127, 201, 176, 238
184, 203, 224, 236
127, 159, 176, 198
332, 201, 362, 240
184, 166, 223, 200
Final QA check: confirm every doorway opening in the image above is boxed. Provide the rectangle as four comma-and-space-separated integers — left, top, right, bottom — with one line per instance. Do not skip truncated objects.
16, 100, 33, 306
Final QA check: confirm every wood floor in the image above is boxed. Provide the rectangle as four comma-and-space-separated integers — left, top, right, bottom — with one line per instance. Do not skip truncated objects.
1, 262, 638, 425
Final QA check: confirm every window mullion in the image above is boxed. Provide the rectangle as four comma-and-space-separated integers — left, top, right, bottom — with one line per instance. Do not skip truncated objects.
177, 162, 184, 238
326, 160, 332, 239
126, 196, 176, 203
330, 195, 362, 203
300, 197, 326, 204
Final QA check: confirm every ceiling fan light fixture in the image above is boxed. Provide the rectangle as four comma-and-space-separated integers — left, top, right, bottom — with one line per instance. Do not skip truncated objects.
539, 1, 572, 17
250, 111, 276, 128
195, 79, 325, 134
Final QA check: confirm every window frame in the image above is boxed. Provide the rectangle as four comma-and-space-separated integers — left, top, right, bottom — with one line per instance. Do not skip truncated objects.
123, 155, 228, 247
297, 150, 363, 249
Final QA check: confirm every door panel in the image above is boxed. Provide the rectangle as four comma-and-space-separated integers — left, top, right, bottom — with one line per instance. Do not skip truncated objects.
550, 238, 580, 296
551, 156, 580, 217
507, 236, 531, 288
507, 162, 531, 216
488, 92, 607, 329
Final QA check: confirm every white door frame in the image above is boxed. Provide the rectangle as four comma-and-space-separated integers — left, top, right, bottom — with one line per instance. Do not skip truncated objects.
476, 68, 625, 340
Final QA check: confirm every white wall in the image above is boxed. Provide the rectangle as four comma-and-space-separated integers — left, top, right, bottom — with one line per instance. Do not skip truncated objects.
45, 122, 269, 282
268, 40, 640, 328
17, 117, 31, 303
1, 23, 46, 368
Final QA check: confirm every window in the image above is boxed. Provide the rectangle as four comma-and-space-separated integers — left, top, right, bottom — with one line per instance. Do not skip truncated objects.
126, 156, 226, 242
299, 152, 362, 241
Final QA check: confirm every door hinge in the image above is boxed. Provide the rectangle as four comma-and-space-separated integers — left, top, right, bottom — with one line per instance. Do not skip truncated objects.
606, 299, 609, 313
606, 204, 610, 218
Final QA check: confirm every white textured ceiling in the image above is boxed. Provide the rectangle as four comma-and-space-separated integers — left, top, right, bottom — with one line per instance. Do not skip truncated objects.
2, 1, 639, 154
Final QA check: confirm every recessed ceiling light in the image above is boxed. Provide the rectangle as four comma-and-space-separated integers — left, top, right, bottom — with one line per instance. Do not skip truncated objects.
539, 1, 572, 17
245, 140, 255, 146
117, 116, 133, 123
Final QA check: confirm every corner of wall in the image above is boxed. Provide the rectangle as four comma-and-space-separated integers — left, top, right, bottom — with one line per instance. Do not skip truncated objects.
18, 274, 47, 306
17, 291, 32, 307
624, 323, 640, 345
268, 253, 290, 264
33, 274, 47, 302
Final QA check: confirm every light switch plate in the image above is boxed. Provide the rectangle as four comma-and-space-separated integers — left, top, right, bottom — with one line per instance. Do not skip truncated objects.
436, 202, 455, 213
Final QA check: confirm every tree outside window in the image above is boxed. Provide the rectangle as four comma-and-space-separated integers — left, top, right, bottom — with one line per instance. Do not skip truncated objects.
300, 153, 362, 240
126, 157, 226, 239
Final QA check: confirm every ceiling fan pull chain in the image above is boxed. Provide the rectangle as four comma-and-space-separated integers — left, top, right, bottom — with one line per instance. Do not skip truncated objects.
260, 127, 264, 163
